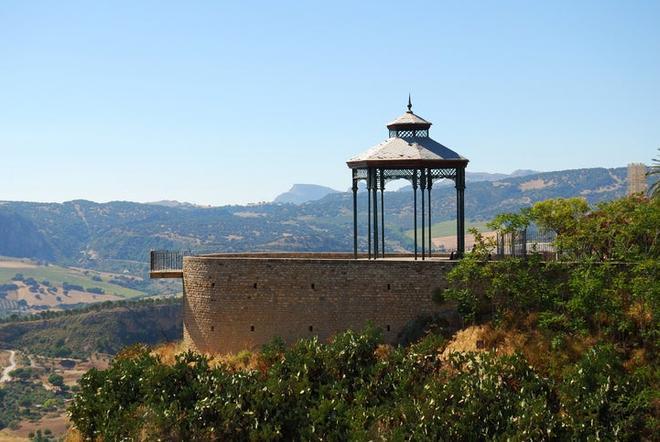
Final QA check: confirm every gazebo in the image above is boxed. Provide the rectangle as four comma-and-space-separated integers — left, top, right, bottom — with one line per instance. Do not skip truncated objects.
347, 97, 469, 259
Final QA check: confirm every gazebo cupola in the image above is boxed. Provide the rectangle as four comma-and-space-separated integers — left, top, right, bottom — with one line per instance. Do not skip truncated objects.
386, 98, 432, 138
347, 97, 469, 260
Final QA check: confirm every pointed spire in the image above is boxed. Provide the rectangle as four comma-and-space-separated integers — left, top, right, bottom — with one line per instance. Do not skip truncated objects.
407, 94, 413, 113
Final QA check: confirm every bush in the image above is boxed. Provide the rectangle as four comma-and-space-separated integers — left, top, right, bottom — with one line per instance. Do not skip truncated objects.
62, 282, 84, 292
48, 373, 64, 387
68, 326, 656, 440
86, 287, 105, 295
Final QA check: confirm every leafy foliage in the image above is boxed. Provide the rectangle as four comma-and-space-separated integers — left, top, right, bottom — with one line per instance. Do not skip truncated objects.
68, 328, 655, 440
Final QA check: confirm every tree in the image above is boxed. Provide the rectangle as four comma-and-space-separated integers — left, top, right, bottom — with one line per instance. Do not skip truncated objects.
487, 210, 530, 233
530, 197, 589, 236
47, 373, 64, 388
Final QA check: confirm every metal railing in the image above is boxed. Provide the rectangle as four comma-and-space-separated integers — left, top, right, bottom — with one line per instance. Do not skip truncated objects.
150, 250, 189, 272
496, 228, 556, 258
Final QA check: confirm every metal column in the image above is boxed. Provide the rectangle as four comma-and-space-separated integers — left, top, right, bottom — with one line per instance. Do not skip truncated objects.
352, 170, 358, 259
413, 169, 418, 260
455, 167, 466, 257
372, 169, 379, 258
367, 169, 372, 259
380, 169, 385, 258
428, 169, 432, 258
421, 169, 426, 260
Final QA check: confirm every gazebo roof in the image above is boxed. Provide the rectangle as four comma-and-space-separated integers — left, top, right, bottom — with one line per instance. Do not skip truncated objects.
386, 111, 431, 129
346, 137, 467, 168
347, 99, 468, 169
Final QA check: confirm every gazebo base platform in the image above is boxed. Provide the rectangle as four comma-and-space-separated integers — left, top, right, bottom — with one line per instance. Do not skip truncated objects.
178, 252, 459, 355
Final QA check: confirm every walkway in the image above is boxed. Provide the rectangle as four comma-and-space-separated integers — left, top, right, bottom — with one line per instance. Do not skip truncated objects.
1, 350, 16, 383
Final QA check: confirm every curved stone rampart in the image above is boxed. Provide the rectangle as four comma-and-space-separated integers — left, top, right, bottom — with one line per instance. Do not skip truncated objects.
183, 255, 455, 354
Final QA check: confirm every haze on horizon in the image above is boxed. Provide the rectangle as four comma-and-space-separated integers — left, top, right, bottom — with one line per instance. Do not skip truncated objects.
1, 1, 659, 206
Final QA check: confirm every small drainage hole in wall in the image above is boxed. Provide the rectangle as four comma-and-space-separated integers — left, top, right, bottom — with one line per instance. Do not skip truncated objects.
387, 283, 391, 290
253, 283, 258, 289
211, 326, 214, 332
311, 283, 315, 290
250, 325, 255, 332
211, 282, 215, 288
386, 325, 391, 332
309, 325, 313, 332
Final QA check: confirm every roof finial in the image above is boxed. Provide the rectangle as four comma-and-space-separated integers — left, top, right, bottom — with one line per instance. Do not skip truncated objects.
407, 94, 413, 113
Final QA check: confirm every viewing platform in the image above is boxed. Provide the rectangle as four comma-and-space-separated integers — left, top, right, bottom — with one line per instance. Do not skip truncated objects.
149, 250, 456, 279
149, 250, 185, 279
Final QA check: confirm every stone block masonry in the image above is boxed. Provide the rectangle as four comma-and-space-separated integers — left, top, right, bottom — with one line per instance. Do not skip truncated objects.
182, 254, 456, 354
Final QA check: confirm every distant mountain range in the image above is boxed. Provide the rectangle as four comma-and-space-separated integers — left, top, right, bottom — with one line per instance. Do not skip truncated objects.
0, 167, 642, 271
274, 171, 541, 204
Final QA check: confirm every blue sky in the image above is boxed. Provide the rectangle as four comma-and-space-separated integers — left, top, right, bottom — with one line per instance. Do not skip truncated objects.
1, 1, 659, 205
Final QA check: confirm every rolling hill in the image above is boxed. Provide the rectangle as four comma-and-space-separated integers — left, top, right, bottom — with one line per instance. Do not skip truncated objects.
0, 299, 182, 358
0, 167, 638, 271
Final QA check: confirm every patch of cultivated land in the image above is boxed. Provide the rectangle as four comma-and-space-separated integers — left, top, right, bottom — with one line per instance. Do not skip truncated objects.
432, 230, 497, 251
0, 258, 145, 300
405, 220, 493, 251
0, 259, 38, 269
6, 286, 122, 308
405, 219, 490, 239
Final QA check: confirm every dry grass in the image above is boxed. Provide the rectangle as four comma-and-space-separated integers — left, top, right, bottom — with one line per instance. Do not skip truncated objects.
0, 430, 29, 441
432, 231, 497, 251
438, 318, 604, 376
150, 341, 187, 365
10, 414, 70, 439
151, 341, 265, 372
210, 350, 264, 372
64, 428, 85, 442
374, 344, 393, 361
440, 324, 525, 360
624, 348, 649, 371
519, 178, 556, 191
627, 301, 654, 329
0, 258, 38, 269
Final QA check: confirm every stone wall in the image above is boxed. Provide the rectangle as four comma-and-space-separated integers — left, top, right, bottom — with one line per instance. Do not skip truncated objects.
182, 255, 456, 354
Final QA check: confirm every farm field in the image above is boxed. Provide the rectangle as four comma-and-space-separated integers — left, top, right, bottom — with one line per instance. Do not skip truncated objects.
0, 257, 146, 300
405, 220, 491, 250
405, 219, 491, 239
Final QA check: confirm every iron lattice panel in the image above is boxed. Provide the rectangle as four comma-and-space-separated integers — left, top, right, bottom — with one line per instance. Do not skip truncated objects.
389, 129, 429, 138
430, 168, 457, 182
382, 169, 415, 183
396, 130, 414, 138
354, 169, 369, 182
353, 167, 461, 187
